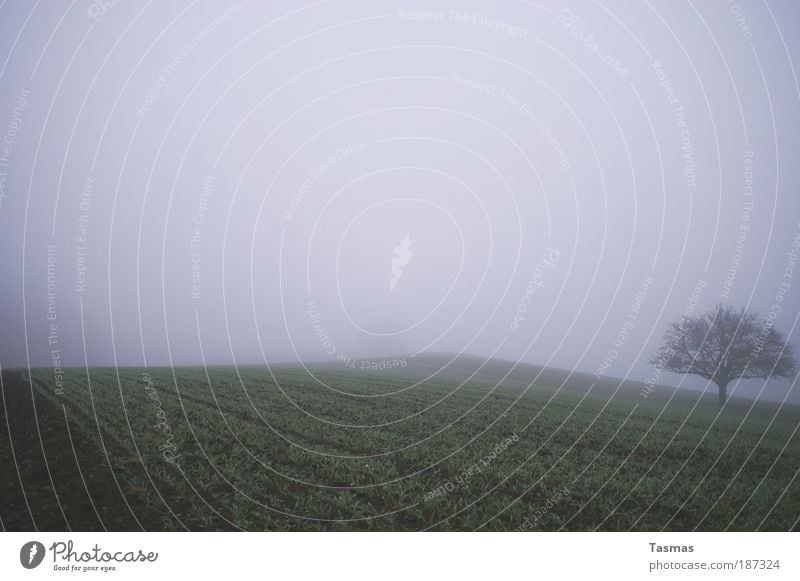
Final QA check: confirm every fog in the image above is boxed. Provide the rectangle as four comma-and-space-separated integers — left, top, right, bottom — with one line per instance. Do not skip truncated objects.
1, 0, 798, 402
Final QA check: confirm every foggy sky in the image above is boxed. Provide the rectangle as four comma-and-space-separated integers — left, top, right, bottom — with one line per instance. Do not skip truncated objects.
1, 0, 799, 402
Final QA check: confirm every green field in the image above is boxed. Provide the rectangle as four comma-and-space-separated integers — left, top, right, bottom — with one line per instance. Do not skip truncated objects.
1, 354, 798, 531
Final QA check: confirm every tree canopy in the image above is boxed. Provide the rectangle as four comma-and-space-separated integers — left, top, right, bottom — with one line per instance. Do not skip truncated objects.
650, 303, 796, 405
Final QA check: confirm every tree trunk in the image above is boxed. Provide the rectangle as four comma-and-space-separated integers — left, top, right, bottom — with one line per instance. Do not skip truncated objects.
717, 380, 728, 406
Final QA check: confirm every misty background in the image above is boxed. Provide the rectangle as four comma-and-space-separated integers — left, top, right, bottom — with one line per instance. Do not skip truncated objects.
0, 0, 798, 402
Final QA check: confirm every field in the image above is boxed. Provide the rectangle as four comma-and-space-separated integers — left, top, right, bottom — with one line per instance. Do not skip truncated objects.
1, 354, 798, 531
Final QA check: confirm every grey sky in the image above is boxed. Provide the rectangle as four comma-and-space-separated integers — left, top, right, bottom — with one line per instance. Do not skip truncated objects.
1, 0, 798, 402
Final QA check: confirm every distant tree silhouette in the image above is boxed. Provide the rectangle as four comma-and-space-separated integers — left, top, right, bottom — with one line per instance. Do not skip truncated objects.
650, 303, 796, 405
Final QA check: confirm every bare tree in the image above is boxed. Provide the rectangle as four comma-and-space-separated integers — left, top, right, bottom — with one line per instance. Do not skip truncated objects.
650, 303, 796, 405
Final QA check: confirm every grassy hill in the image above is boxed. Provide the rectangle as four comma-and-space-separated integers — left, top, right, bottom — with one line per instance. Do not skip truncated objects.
1, 354, 798, 531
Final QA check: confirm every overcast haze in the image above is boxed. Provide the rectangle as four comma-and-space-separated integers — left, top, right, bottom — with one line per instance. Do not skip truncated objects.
1, 1, 799, 402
